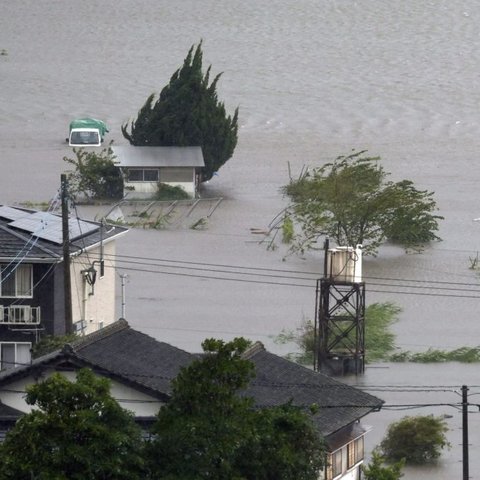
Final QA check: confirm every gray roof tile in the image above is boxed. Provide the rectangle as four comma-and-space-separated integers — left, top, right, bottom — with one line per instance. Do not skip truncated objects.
0, 322, 383, 438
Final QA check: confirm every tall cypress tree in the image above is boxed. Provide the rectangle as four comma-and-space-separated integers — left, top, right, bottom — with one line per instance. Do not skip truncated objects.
122, 42, 239, 182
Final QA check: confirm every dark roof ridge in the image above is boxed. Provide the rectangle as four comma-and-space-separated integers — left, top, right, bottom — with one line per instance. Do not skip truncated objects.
242, 341, 265, 359
73, 318, 130, 351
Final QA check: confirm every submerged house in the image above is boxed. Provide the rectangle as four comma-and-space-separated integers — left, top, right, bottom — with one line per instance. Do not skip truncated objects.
0, 205, 127, 369
113, 146, 205, 198
0, 319, 383, 479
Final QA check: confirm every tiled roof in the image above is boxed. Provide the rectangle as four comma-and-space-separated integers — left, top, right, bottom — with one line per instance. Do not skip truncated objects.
0, 322, 383, 438
72, 320, 194, 397
0, 205, 127, 261
243, 343, 383, 437
0, 320, 193, 400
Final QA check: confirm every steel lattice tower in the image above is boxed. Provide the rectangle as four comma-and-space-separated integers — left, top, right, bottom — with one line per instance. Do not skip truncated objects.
314, 242, 366, 375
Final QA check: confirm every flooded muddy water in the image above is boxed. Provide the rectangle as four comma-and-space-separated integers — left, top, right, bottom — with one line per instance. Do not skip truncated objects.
2, 1, 480, 477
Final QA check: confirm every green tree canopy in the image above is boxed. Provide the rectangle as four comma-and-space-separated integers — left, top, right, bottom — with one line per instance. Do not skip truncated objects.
122, 42, 239, 182
379, 415, 450, 464
64, 145, 123, 200
282, 151, 442, 255
146, 337, 325, 480
0, 369, 145, 480
361, 452, 405, 480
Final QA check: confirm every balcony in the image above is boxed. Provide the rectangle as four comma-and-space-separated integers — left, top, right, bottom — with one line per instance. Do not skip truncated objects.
0, 306, 41, 325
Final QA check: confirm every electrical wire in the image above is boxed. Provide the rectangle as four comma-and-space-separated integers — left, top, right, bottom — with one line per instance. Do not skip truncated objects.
101, 262, 480, 300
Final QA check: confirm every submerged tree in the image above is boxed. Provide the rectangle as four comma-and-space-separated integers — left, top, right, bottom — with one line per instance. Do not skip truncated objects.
122, 42, 239, 182
0, 369, 145, 479
379, 415, 450, 464
281, 151, 443, 256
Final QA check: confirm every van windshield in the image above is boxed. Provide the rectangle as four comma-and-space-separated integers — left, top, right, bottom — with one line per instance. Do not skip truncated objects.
70, 131, 100, 145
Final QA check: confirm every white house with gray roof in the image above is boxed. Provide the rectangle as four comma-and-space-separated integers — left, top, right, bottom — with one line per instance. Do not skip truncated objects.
0, 319, 383, 480
113, 146, 205, 198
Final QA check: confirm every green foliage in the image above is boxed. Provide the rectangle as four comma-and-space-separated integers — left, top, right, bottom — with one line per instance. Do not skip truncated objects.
31, 334, 78, 358
389, 346, 480, 363
282, 215, 294, 243
0, 369, 145, 479
282, 150, 442, 256
365, 302, 400, 362
237, 403, 326, 480
379, 415, 450, 464
63, 145, 123, 200
146, 337, 325, 480
274, 302, 401, 364
274, 316, 316, 365
155, 182, 190, 200
362, 451, 405, 480
122, 42, 239, 182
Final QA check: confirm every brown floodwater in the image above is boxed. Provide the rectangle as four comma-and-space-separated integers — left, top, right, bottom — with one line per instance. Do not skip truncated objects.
2, 1, 480, 477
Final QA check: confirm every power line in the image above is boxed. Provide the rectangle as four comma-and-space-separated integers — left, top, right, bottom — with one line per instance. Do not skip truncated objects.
100, 263, 480, 300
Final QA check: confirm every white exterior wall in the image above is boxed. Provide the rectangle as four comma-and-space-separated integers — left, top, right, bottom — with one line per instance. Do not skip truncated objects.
124, 180, 159, 195
124, 180, 195, 197
0, 369, 164, 417
70, 241, 117, 335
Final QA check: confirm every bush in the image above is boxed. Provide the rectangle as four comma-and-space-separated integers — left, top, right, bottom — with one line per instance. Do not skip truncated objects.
63, 146, 123, 200
155, 183, 190, 200
379, 415, 449, 464
362, 451, 404, 480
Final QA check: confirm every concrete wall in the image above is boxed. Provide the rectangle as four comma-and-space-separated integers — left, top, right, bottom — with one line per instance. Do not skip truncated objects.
70, 241, 117, 335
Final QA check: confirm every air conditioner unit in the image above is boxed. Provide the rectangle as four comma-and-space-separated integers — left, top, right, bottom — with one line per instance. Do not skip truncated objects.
326, 245, 362, 283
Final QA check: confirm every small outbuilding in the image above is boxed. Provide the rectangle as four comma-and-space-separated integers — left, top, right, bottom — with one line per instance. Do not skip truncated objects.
113, 146, 205, 199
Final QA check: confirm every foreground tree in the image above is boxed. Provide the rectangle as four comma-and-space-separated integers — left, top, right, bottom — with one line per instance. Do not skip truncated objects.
379, 415, 450, 464
122, 42, 239, 182
281, 151, 442, 255
361, 452, 404, 480
0, 369, 145, 480
64, 145, 123, 199
146, 338, 325, 480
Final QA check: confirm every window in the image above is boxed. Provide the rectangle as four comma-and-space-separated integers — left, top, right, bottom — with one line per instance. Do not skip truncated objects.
127, 169, 159, 182
333, 450, 342, 477
143, 169, 159, 181
0, 264, 33, 298
162, 167, 192, 182
354, 436, 364, 464
0, 342, 31, 370
347, 436, 364, 468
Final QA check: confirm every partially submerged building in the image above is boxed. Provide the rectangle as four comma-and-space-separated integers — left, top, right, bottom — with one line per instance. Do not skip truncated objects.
113, 146, 205, 198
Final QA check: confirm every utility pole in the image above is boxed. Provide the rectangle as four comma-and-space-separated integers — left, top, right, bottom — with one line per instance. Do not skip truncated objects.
61, 174, 73, 334
462, 385, 469, 480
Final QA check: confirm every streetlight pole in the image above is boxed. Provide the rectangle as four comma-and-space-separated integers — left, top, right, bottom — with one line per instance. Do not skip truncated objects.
462, 385, 469, 480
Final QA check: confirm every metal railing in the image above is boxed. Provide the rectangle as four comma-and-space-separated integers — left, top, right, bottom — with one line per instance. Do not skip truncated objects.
0, 306, 41, 324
